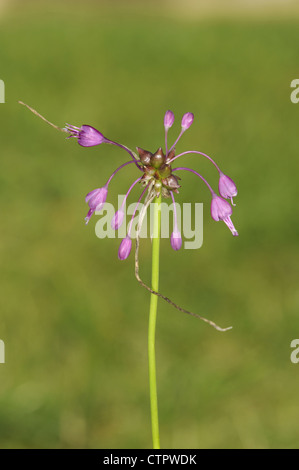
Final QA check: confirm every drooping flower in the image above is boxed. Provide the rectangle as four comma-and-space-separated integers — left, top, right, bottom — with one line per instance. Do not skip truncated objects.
65, 124, 107, 147
85, 185, 108, 224
210, 193, 238, 236
218, 172, 238, 205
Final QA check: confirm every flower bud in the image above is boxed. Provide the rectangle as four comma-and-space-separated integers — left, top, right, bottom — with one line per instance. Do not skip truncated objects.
136, 147, 152, 166
118, 236, 132, 260
164, 110, 175, 130
181, 112, 194, 131
150, 147, 165, 169
171, 230, 182, 251
158, 163, 172, 178
162, 175, 180, 191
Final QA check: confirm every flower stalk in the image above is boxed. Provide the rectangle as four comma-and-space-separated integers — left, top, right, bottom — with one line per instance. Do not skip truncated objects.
148, 191, 162, 449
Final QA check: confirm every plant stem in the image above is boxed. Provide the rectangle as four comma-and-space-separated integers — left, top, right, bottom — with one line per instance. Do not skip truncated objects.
148, 190, 162, 449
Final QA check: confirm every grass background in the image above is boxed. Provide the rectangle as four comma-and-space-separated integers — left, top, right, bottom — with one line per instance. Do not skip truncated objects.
0, 0, 299, 449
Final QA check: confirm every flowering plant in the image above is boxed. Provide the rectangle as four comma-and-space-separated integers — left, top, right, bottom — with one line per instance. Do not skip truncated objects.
20, 102, 238, 449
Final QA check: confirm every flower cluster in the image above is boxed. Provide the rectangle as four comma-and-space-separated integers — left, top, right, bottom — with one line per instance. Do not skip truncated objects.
65, 110, 238, 259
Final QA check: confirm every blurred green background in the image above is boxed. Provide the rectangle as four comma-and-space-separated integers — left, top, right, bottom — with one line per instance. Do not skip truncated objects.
1, 0, 299, 449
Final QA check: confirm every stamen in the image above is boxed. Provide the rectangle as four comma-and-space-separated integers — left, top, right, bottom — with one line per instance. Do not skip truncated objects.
170, 191, 179, 232
106, 160, 136, 186
105, 139, 143, 170
168, 129, 184, 155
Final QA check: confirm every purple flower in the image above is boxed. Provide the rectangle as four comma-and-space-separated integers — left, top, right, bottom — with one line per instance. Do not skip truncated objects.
210, 194, 238, 236
171, 230, 182, 251
218, 172, 238, 205
164, 110, 175, 130
181, 112, 194, 131
118, 236, 132, 260
85, 185, 108, 224
66, 124, 107, 147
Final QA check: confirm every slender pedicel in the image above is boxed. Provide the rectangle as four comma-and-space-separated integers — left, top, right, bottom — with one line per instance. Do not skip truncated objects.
134, 194, 232, 331
172, 166, 214, 194
105, 139, 143, 169
118, 184, 150, 260
173, 167, 238, 236
170, 191, 182, 251
164, 110, 175, 157
167, 150, 221, 172
169, 153, 238, 204
127, 184, 150, 238
106, 160, 136, 185
85, 161, 136, 224
111, 176, 142, 230
168, 112, 194, 155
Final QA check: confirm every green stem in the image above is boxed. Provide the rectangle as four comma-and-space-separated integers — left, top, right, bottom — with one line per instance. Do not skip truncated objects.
148, 190, 162, 449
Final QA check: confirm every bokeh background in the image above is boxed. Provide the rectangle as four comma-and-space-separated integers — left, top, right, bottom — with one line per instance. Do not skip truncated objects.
1, 0, 299, 449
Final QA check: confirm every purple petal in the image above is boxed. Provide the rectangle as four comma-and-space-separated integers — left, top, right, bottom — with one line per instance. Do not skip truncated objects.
85, 186, 108, 208
218, 172, 238, 202
78, 125, 107, 147
210, 194, 232, 221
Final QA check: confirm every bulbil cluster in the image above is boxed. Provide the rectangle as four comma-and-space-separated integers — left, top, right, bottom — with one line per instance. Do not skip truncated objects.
137, 146, 180, 197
